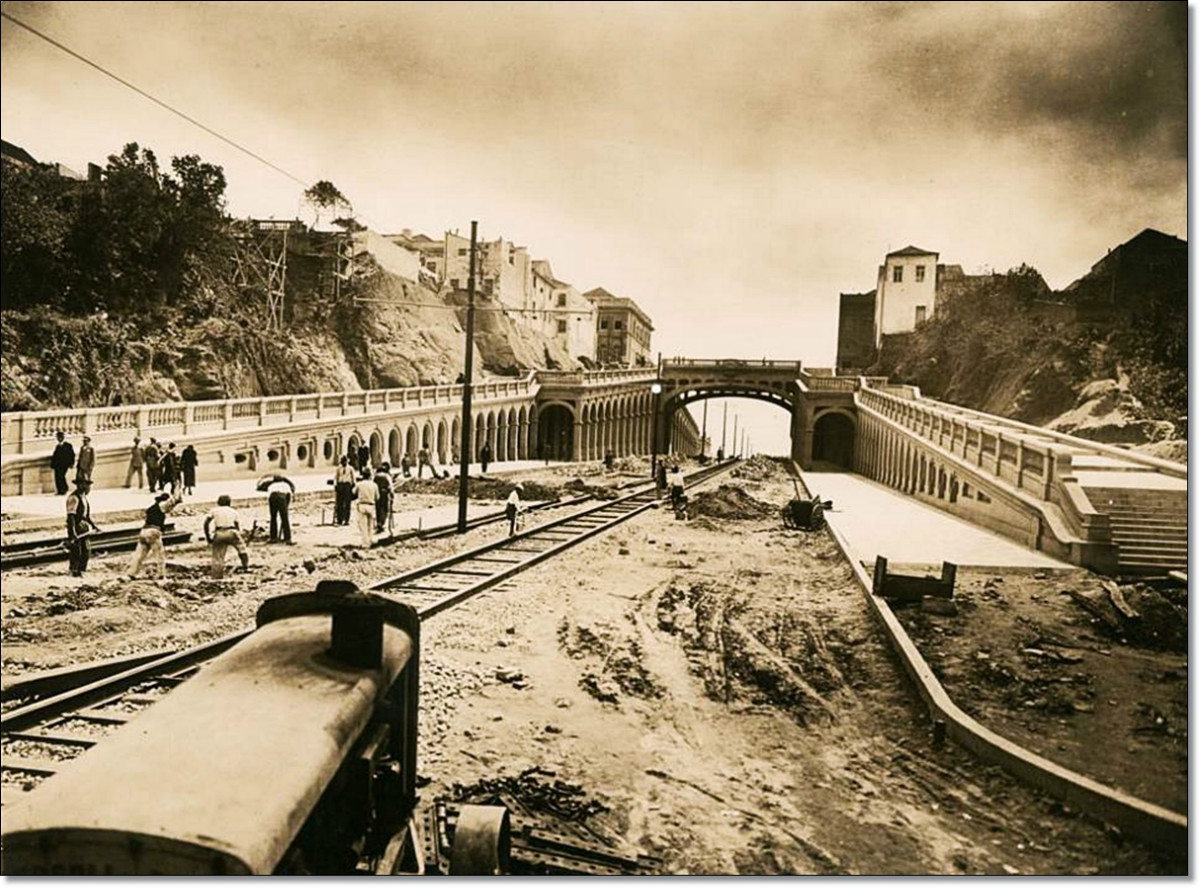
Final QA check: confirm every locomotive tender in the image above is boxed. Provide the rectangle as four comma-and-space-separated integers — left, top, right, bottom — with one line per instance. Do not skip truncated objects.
1, 581, 506, 876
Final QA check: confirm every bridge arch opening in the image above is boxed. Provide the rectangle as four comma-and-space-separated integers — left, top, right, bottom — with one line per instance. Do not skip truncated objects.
537, 404, 575, 461
813, 412, 855, 469
389, 428, 402, 466
369, 431, 383, 467
437, 420, 448, 465
405, 424, 419, 465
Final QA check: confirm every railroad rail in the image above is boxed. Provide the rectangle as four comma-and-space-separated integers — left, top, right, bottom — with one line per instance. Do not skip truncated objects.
1, 523, 192, 571
0, 459, 735, 810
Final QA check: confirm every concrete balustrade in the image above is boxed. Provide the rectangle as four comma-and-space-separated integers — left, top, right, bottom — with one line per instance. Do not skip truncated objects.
1, 368, 710, 497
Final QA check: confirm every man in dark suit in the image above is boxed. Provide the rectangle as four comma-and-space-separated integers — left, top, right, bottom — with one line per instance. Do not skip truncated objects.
51, 431, 75, 495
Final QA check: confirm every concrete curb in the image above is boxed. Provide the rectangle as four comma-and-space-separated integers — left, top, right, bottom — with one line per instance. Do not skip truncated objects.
797, 466, 1187, 855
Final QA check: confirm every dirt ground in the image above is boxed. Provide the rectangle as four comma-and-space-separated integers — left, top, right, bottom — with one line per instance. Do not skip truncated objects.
889, 569, 1187, 812
0, 459, 1185, 874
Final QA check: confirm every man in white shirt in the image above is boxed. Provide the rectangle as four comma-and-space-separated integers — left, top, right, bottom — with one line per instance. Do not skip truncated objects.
505, 484, 523, 536
204, 494, 249, 578
353, 470, 379, 548
668, 466, 686, 510
333, 456, 356, 525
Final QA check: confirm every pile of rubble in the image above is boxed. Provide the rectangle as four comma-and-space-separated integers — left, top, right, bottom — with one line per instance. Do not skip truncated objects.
401, 476, 560, 502
689, 485, 777, 521
1062, 580, 1187, 653
449, 765, 609, 822
730, 455, 784, 481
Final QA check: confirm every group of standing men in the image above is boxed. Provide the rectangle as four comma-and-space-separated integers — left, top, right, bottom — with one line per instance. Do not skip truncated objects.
124, 436, 199, 495
332, 456, 395, 548
51, 431, 199, 497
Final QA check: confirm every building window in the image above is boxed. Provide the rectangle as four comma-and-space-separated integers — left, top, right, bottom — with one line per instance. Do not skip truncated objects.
892, 265, 903, 283
915, 305, 927, 325
457, 248, 467, 256
557, 319, 568, 333
557, 293, 566, 307
915, 265, 926, 283
600, 320, 609, 329
614, 320, 623, 330
450, 278, 460, 289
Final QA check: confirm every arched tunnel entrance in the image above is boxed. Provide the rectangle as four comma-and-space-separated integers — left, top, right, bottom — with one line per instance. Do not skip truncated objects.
537, 404, 575, 461
812, 412, 855, 469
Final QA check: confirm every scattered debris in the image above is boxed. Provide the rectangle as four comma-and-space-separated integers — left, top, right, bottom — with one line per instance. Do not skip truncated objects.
450, 765, 610, 822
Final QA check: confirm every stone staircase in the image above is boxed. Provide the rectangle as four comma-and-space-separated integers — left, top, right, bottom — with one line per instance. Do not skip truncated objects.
1084, 486, 1188, 575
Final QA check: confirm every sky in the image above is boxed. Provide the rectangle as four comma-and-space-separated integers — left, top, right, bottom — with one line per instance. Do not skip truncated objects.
0, 1, 1189, 455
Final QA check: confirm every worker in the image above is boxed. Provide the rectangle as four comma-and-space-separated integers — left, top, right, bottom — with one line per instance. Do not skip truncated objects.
353, 469, 379, 548
669, 465, 686, 510
204, 494, 249, 579
373, 462, 393, 534
333, 456, 356, 525
265, 474, 296, 544
65, 478, 99, 577
505, 483, 523, 536
129, 489, 183, 580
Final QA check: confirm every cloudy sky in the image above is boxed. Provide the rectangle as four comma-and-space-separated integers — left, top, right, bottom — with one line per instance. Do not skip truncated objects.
1, 1, 1188, 451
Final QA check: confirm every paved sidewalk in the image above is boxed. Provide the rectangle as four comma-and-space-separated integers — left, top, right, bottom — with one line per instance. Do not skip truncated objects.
799, 469, 1071, 570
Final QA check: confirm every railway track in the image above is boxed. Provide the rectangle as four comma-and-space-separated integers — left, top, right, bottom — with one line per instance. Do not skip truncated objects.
0, 459, 735, 809
1, 523, 193, 571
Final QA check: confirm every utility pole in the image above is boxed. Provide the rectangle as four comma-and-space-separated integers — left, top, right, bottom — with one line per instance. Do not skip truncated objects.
721, 402, 728, 457
732, 414, 738, 458
701, 400, 708, 458
456, 220, 478, 534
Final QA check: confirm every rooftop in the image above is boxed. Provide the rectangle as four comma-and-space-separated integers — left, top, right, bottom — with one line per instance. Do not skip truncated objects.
886, 245, 938, 258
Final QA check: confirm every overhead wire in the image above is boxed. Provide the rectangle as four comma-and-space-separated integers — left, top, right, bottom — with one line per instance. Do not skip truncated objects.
1, 10, 310, 189
3, 10, 609, 315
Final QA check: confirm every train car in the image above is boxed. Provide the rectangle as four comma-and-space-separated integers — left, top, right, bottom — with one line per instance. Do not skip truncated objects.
2, 581, 436, 875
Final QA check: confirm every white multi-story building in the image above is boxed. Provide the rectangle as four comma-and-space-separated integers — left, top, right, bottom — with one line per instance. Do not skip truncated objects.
431, 231, 598, 365
873, 246, 939, 344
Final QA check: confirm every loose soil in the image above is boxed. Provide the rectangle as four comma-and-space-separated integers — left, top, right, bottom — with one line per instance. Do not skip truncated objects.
889, 569, 1187, 812
0, 458, 1185, 874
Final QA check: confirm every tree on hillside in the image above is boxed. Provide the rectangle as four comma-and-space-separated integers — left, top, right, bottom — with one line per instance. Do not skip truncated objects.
0, 161, 76, 310
303, 180, 352, 229
1, 143, 234, 329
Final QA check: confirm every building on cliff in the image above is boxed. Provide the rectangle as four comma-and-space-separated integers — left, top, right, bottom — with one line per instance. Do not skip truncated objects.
584, 287, 654, 367
836, 245, 994, 372
390, 229, 601, 366
1061, 228, 1187, 326
835, 292, 877, 373
874, 245, 940, 342
532, 260, 597, 365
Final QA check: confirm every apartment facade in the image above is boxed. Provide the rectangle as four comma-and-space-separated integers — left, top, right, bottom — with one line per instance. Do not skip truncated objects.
584, 287, 654, 367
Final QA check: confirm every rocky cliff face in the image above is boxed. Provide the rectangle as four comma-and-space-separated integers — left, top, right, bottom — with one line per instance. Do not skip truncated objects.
0, 236, 582, 411
868, 242, 1187, 455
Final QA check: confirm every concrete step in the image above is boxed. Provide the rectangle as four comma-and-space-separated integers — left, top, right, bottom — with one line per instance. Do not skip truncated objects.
1113, 554, 1190, 568
1106, 515, 1187, 527
1102, 508, 1188, 520
1116, 532, 1188, 545
1117, 545, 1189, 560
